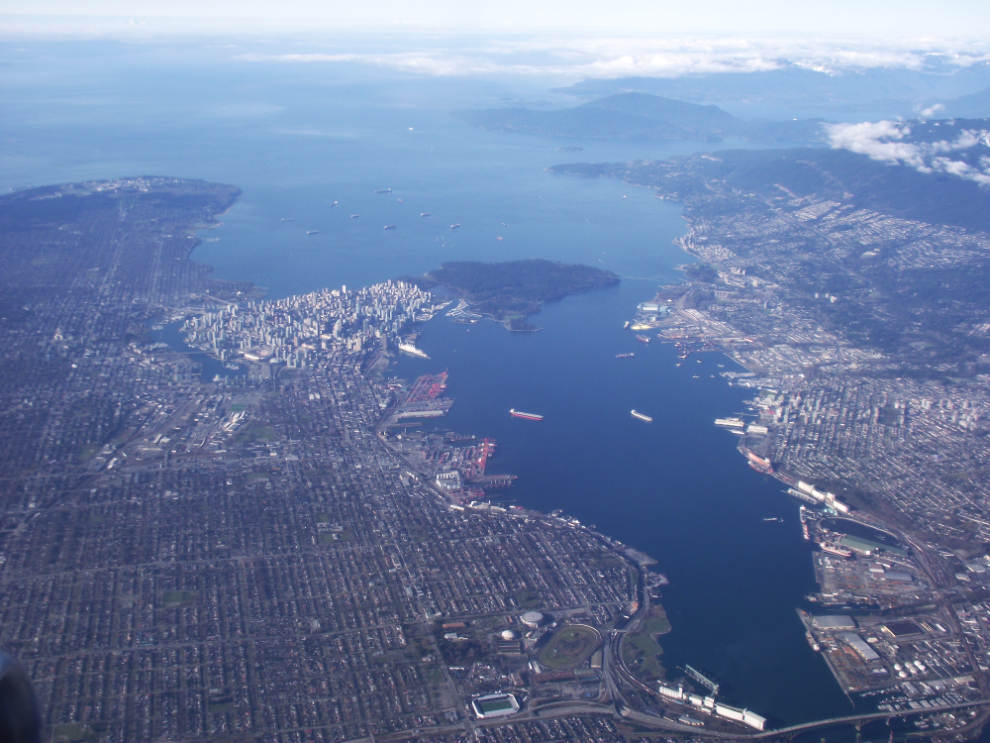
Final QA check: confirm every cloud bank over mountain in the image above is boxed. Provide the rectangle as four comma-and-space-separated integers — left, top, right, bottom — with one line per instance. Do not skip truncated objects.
828, 120, 990, 185
234, 37, 990, 80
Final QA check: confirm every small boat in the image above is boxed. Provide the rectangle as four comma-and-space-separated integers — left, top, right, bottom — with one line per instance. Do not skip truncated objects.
281, 218, 294, 222
496, 236, 503, 241
397, 198, 404, 203
623, 321, 630, 329
329, 201, 338, 207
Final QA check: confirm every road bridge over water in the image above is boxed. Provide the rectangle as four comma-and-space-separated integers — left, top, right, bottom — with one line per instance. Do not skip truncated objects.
751, 699, 990, 740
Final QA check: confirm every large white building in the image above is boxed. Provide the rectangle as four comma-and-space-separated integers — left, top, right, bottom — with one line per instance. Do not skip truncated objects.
657, 683, 767, 731
471, 693, 520, 719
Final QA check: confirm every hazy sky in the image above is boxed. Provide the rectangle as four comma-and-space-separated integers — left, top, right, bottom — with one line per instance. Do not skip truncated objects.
4, 0, 990, 38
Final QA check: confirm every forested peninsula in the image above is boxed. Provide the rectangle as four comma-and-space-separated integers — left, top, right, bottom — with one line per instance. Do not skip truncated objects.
400, 259, 619, 330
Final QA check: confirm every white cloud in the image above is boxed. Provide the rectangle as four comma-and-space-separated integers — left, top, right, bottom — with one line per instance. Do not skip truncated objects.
919, 103, 945, 118
827, 120, 990, 185
233, 37, 990, 81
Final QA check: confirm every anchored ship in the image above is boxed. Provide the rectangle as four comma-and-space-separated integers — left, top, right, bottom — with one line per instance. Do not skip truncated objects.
509, 409, 543, 421
631, 410, 653, 422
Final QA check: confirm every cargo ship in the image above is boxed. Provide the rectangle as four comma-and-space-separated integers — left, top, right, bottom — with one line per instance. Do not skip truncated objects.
509, 409, 543, 421
375, 188, 392, 194
450, 223, 461, 229
819, 541, 852, 558
714, 417, 745, 429
636, 335, 650, 343
745, 451, 774, 474
420, 212, 430, 217
630, 410, 653, 422
384, 225, 397, 230
616, 353, 634, 359
350, 214, 360, 218
306, 230, 319, 235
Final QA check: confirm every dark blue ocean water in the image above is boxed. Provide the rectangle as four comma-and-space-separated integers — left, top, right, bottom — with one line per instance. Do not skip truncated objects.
1, 40, 863, 725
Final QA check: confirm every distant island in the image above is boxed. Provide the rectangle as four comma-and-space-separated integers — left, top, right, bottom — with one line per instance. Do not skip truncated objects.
552, 60, 990, 115
400, 258, 619, 330
454, 92, 827, 143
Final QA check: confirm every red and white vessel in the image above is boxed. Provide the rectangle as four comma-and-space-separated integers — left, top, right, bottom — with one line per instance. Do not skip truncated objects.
509, 409, 543, 421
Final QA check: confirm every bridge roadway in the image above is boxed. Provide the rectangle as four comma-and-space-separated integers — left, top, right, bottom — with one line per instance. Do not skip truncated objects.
750, 698, 990, 739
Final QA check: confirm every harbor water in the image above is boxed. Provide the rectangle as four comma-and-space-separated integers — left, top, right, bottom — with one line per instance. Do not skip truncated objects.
2, 40, 862, 726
